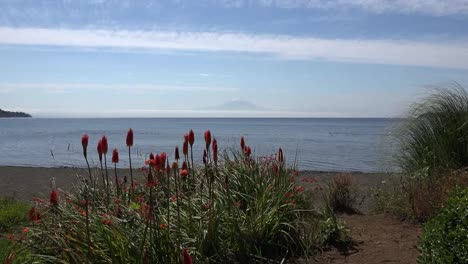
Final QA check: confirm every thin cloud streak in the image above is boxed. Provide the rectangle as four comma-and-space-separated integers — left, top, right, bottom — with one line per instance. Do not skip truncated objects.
1, 27, 468, 69
0, 82, 238, 93
218, 0, 468, 16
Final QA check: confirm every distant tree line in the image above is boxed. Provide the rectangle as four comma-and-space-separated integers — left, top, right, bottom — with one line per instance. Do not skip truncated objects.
0, 109, 31, 118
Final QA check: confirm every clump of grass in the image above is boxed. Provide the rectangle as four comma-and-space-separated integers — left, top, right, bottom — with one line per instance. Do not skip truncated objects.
396, 84, 468, 177
5, 129, 339, 263
377, 84, 468, 221
374, 171, 468, 222
325, 174, 358, 214
0, 198, 29, 232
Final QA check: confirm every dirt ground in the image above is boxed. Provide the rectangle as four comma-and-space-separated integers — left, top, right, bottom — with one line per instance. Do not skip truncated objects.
316, 214, 422, 264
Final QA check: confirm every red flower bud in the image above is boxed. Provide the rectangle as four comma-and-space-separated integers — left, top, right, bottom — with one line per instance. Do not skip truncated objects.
97, 140, 103, 162
183, 141, 188, 156
183, 248, 193, 264
154, 154, 162, 170
240, 136, 245, 150
126, 128, 133, 147
101, 136, 108, 154
244, 146, 251, 157
112, 148, 119, 163
188, 129, 195, 146
149, 152, 154, 160
184, 133, 189, 143
180, 169, 189, 177
160, 152, 167, 167
182, 161, 188, 170
175, 146, 180, 160
50, 189, 59, 206
28, 207, 38, 222
278, 148, 284, 163
203, 149, 207, 164
82, 134, 89, 158
204, 130, 211, 148
212, 138, 218, 163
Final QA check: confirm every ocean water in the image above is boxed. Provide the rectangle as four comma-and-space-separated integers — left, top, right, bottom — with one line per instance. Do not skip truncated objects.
0, 118, 399, 172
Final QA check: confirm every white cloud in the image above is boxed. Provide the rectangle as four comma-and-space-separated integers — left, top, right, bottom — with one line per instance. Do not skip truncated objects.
0, 27, 468, 69
221, 0, 468, 16
0, 82, 237, 93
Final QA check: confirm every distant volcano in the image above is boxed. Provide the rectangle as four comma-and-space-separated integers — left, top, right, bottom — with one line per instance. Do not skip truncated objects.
208, 99, 265, 111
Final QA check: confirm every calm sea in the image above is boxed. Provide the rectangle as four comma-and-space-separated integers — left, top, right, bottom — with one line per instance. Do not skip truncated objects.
0, 118, 399, 172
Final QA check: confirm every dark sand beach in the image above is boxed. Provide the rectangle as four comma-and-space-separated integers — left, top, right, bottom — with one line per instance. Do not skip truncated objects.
0, 166, 141, 202
0, 166, 390, 207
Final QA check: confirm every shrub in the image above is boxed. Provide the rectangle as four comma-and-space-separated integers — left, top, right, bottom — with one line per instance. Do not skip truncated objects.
326, 174, 357, 213
374, 171, 468, 221
5, 130, 335, 263
396, 84, 468, 176
418, 188, 468, 264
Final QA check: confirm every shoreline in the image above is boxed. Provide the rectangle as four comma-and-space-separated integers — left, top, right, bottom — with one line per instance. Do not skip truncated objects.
0, 165, 393, 175
0, 166, 393, 204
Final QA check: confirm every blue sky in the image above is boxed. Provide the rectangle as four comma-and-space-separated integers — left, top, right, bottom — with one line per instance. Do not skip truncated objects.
1, 0, 468, 117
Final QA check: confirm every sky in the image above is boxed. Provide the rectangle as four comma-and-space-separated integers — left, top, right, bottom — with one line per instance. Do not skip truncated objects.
1, 0, 468, 118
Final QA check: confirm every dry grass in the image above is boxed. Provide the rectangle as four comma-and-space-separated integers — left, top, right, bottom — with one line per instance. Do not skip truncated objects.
326, 174, 358, 214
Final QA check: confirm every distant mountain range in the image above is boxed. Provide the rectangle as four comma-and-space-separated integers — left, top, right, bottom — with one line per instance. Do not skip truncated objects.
0, 109, 32, 118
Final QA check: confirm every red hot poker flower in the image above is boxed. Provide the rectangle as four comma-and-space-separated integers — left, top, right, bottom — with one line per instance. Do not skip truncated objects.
295, 186, 305, 192
184, 133, 189, 143
188, 129, 195, 146
204, 130, 211, 148
240, 136, 245, 150
244, 146, 252, 157
175, 146, 180, 160
28, 207, 37, 222
212, 138, 218, 162
160, 152, 167, 168
154, 154, 162, 170
182, 161, 188, 170
50, 189, 59, 206
278, 148, 284, 163
183, 141, 188, 156
97, 140, 103, 162
183, 248, 193, 264
126, 128, 133, 147
81, 134, 89, 151
180, 169, 189, 177
149, 152, 154, 160
203, 149, 207, 164
101, 136, 108, 154
112, 149, 119, 163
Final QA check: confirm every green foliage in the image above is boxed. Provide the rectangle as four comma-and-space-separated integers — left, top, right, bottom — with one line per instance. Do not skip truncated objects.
418, 188, 468, 264
0, 238, 12, 261
0, 198, 28, 232
7, 135, 336, 263
372, 175, 411, 218
396, 84, 468, 177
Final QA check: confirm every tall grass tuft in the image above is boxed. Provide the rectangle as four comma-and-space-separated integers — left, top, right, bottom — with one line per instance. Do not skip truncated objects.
396, 84, 468, 176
